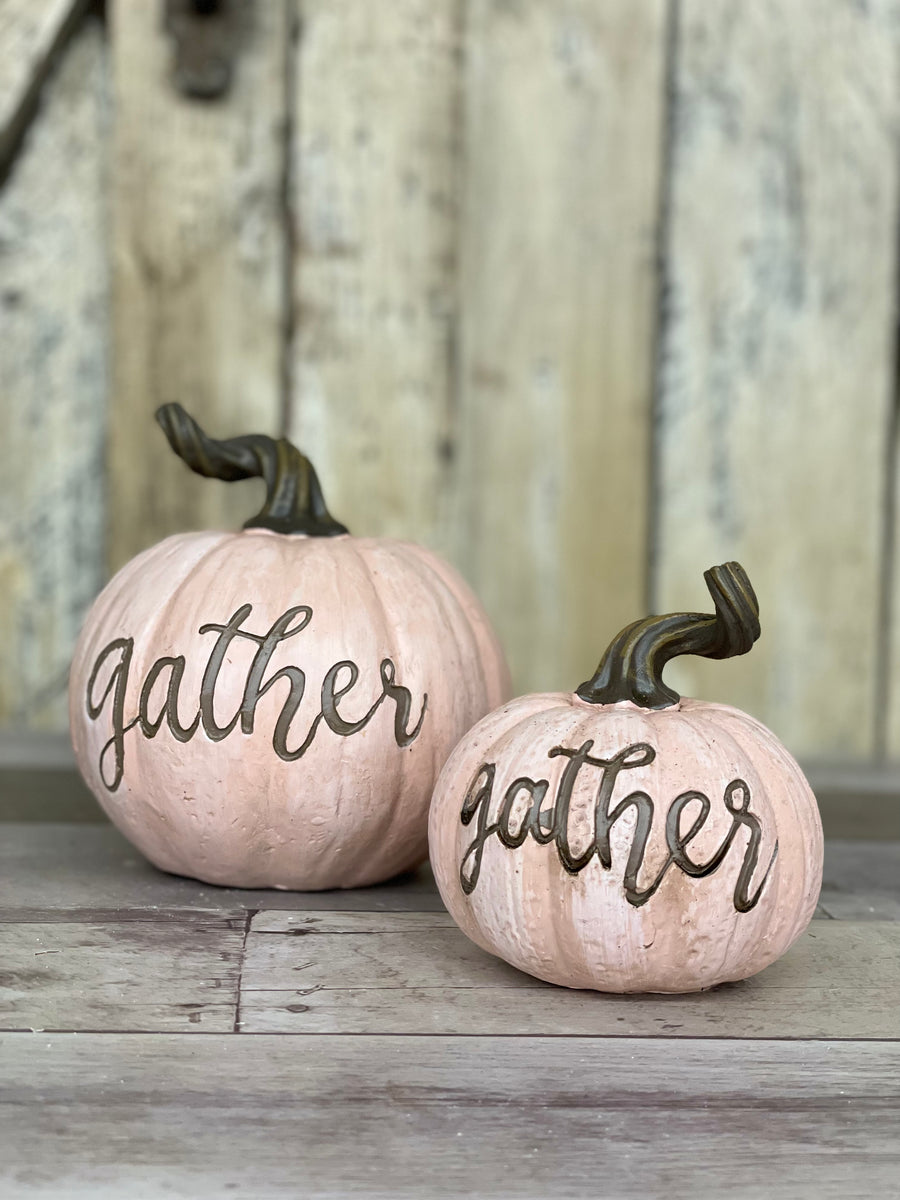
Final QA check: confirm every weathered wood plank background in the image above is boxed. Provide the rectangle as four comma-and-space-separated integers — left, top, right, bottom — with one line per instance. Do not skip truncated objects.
2, 0, 900, 765
0, 10, 108, 730
109, 0, 288, 568
656, 0, 900, 760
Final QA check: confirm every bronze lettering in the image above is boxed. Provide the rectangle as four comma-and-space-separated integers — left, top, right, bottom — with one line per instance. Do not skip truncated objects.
458, 741, 777, 914
85, 604, 428, 790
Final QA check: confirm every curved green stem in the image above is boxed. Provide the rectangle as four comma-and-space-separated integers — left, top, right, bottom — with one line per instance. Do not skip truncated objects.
576, 562, 760, 710
156, 404, 349, 537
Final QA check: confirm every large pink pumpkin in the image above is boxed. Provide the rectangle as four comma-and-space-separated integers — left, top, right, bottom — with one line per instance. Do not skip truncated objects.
429, 563, 823, 993
70, 405, 509, 890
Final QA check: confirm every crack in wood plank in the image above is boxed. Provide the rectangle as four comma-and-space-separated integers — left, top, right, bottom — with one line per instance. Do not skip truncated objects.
233, 908, 255, 1033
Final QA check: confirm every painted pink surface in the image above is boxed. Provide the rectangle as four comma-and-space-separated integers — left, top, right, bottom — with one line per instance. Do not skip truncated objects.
428, 693, 823, 993
70, 530, 509, 890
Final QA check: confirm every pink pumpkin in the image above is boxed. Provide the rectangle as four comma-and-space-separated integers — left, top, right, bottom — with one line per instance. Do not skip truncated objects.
429, 563, 823, 993
70, 405, 509, 890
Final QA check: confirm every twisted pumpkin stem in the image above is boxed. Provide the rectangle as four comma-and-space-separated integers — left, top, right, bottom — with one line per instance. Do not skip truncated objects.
156, 403, 349, 537
576, 562, 760, 710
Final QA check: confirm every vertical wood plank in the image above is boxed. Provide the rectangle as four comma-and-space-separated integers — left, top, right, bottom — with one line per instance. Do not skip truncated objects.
656, 0, 900, 759
287, 0, 463, 552
108, 0, 289, 569
0, 18, 108, 729
454, 0, 667, 695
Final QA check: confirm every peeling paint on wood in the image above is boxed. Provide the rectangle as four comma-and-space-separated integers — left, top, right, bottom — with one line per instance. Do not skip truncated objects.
0, 19, 109, 729
108, 0, 289, 569
0, 0, 88, 171
655, 0, 900, 758
287, 0, 463, 555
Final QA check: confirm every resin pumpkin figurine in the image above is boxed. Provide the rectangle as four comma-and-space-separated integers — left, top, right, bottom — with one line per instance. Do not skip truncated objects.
429, 563, 823, 993
70, 404, 509, 890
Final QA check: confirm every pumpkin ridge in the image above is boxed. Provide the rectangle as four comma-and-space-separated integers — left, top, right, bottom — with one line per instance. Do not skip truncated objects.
345, 539, 412, 882
390, 540, 492, 714
379, 543, 455, 798
686, 711, 763, 985
127, 532, 243, 873
711, 703, 822, 963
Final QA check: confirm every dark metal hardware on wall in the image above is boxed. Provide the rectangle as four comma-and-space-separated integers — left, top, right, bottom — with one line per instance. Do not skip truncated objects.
164, 0, 244, 100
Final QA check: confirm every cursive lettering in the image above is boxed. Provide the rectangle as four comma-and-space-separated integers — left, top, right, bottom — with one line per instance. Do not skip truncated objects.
86, 604, 428, 791
459, 740, 777, 913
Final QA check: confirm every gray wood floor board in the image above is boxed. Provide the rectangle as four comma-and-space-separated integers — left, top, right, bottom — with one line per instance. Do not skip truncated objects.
243, 918, 900, 992
240, 982, 900, 1039
250, 911, 458, 934
0, 825, 897, 1196
4, 903, 896, 1040
0, 906, 247, 926
0, 1034, 896, 1199
238, 919, 900, 1039
0, 910, 245, 1032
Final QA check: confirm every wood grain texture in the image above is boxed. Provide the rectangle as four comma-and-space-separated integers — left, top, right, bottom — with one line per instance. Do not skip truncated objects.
0, 826, 897, 1195
250, 911, 456, 934
0, 908, 245, 1032
0, 0, 87, 170
239, 915, 900, 1038
453, 0, 667, 695
108, 0, 288, 569
287, 0, 462, 552
0, 18, 108, 729
1, 1034, 897, 1198
655, 0, 900, 758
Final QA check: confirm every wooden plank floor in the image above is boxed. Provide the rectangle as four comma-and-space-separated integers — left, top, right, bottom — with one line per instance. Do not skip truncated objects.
0, 824, 898, 1198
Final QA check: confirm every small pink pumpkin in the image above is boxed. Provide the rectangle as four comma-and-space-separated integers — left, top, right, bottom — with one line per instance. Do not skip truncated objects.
429, 563, 823, 993
70, 404, 509, 890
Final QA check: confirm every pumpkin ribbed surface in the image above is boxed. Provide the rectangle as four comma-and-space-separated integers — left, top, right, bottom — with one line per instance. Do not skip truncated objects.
428, 693, 822, 993
71, 529, 509, 890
